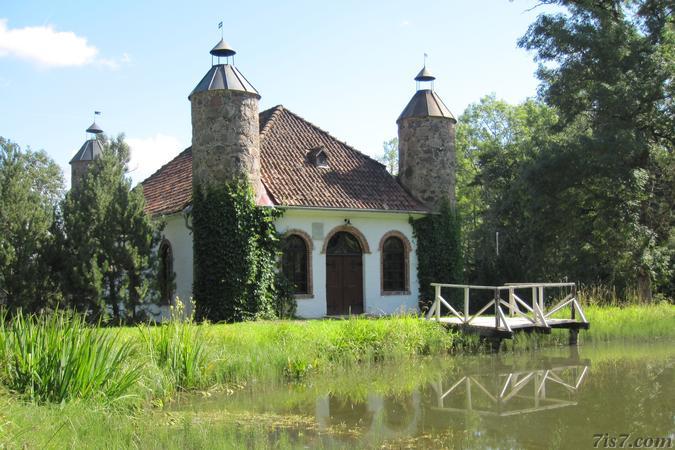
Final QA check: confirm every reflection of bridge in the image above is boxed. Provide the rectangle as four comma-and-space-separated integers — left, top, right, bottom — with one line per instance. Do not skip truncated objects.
429, 361, 589, 417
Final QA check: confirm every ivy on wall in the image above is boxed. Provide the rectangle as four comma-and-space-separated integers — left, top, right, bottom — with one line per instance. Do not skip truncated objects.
411, 199, 463, 310
192, 179, 294, 322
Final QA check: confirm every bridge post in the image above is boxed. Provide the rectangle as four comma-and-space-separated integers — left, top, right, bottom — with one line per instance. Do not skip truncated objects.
508, 288, 515, 317
435, 284, 441, 321
569, 329, 579, 346
464, 288, 469, 322
571, 285, 577, 320
480, 336, 502, 353
494, 288, 500, 329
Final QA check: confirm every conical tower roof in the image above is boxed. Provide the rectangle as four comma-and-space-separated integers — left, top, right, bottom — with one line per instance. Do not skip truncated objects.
70, 139, 103, 164
70, 122, 104, 164
189, 38, 259, 99
414, 66, 435, 82
189, 64, 259, 99
398, 66, 455, 122
210, 38, 236, 57
86, 121, 103, 134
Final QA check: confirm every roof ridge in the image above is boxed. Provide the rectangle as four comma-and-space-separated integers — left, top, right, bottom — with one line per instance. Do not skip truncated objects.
277, 107, 388, 170
259, 105, 285, 139
141, 146, 192, 186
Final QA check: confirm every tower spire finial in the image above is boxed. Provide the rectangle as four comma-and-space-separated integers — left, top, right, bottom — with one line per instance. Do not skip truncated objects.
86, 111, 103, 136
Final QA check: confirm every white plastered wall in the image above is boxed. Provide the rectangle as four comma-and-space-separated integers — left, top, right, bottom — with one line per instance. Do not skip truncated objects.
161, 213, 194, 315
159, 207, 424, 319
276, 208, 424, 318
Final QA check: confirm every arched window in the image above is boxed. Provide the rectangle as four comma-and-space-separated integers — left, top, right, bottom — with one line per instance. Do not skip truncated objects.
282, 235, 310, 295
158, 240, 174, 305
382, 236, 407, 293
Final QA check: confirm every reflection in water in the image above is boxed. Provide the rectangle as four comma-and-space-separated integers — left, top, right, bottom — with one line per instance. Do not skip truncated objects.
172, 343, 674, 449
312, 350, 589, 444
430, 360, 589, 416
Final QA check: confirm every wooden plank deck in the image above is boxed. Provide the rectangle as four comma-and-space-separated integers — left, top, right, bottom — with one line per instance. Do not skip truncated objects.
437, 316, 590, 339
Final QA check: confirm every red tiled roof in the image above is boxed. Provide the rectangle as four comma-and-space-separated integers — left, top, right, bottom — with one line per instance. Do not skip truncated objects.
141, 105, 427, 216
141, 147, 192, 216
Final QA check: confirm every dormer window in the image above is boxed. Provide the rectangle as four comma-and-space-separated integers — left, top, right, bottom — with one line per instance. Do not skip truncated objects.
308, 146, 329, 169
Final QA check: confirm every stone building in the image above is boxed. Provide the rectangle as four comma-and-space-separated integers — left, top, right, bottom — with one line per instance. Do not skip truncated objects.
138, 39, 457, 318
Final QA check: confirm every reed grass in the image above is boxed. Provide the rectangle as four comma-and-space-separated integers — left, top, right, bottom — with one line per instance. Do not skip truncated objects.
507, 302, 675, 350
140, 302, 209, 393
202, 314, 457, 385
0, 302, 672, 406
0, 310, 141, 404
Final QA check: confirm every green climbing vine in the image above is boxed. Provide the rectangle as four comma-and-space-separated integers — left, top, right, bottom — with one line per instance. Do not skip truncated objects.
411, 199, 463, 310
192, 179, 294, 322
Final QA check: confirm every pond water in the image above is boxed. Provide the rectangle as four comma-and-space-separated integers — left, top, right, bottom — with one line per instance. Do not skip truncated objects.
172, 342, 674, 449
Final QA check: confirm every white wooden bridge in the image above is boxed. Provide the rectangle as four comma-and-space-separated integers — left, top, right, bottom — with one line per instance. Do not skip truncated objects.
426, 282, 590, 346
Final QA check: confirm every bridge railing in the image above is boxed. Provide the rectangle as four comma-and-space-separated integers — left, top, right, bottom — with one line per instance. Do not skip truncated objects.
426, 282, 587, 331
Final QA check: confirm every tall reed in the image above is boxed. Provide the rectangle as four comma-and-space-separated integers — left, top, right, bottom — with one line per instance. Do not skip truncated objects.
140, 301, 209, 391
0, 310, 141, 404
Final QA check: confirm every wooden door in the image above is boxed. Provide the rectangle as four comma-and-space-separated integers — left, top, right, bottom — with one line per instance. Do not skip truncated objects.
326, 232, 363, 315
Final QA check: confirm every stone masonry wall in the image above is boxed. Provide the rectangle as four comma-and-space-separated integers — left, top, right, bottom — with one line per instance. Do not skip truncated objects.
397, 116, 456, 210
191, 89, 261, 197
70, 161, 90, 190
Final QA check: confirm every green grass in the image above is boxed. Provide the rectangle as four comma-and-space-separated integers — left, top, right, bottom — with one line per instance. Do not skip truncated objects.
507, 302, 675, 350
0, 310, 141, 405
582, 303, 675, 341
140, 305, 209, 394
0, 303, 673, 407
200, 315, 458, 386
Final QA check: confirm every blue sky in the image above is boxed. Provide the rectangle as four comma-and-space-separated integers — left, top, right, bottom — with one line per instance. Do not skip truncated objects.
0, 0, 554, 186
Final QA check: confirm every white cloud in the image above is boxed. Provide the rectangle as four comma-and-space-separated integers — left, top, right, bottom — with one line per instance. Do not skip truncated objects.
0, 19, 130, 69
126, 134, 184, 185
96, 57, 120, 69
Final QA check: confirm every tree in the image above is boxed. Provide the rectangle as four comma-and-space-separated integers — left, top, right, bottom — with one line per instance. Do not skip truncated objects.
518, 0, 674, 299
455, 95, 558, 284
0, 138, 64, 311
59, 134, 161, 321
378, 138, 398, 175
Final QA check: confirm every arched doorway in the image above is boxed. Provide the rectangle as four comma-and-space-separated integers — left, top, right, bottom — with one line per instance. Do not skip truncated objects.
326, 231, 364, 315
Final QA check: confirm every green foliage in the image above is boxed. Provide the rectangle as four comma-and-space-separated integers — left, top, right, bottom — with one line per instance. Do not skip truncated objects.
273, 273, 297, 319
58, 134, 162, 321
0, 309, 141, 404
140, 300, 209, 391
516, 0, 674, 299
411, 199, 463, 308
377, 137, 399, 175
0, 138, 64, 312
455, 95, 558, 284
192, 179, 287, 322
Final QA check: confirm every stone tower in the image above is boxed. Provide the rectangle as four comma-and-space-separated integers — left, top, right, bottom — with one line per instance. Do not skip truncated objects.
189, 38, 262, 198
397, 65, 457, 210
69, 121, 103, 189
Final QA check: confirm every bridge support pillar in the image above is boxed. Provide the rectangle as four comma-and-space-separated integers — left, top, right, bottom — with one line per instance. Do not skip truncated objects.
481, 336, 502, 353
568, 329, 579, 346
